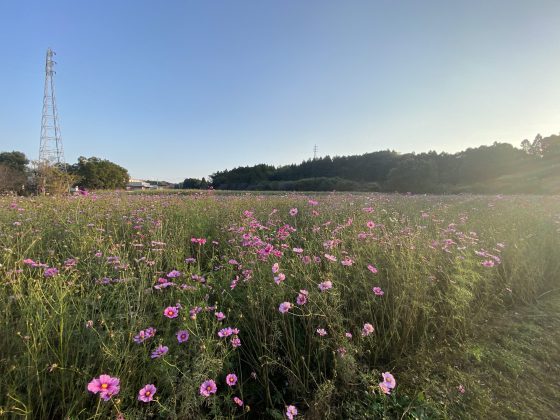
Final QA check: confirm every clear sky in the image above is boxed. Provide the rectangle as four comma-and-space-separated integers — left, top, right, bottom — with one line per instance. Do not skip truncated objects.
1, 0, 559, 181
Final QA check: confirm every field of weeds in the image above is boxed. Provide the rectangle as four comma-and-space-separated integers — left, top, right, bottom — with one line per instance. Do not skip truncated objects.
1, 192, 559, 419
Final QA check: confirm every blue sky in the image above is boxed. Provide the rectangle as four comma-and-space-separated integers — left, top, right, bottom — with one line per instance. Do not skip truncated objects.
1, 0, 559, 181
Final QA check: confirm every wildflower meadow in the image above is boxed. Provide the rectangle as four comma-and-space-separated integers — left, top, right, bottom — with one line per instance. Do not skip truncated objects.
1, 192, 559, 419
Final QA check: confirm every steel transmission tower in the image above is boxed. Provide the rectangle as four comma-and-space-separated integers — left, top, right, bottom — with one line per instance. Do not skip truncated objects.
313, 144, 318, 160
39, 48, 64, 167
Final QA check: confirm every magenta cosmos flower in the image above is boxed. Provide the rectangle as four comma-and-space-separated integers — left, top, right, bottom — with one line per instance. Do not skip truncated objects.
176, 330, 190, 343
151, 345, 169, 359
138, 384, 157, 402
199, 379, 217, 397
279, 302, 292, 313
289, 208, 298, 216
87, 374, 120, 401
163, 306, 179, 318
167, 270, 182, 278
226, 373, 238, 387
44, 267, 59, 277
372, 286, 384, 296
233, 396, 244, 406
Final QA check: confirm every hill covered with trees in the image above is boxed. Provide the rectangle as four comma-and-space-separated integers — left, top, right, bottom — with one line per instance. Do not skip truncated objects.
201, 133, 560, 194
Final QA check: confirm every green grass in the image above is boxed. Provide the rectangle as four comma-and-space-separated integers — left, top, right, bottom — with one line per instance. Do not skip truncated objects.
0, 192, 559, 419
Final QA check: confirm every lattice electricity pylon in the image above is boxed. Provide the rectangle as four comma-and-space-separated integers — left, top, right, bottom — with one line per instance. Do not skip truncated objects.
39, 48, 64, 167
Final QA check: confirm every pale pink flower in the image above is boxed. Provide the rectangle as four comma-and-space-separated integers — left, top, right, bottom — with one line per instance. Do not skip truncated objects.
367, 264, 378, 274
286, 405, 298, 419
279, 302, 292, 313
362, 323, 375, 336
318, 280, 332, 292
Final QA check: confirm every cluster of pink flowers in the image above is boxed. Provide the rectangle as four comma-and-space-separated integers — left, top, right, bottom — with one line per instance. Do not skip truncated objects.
191, 237, 207, 245
133, 327, 157, 343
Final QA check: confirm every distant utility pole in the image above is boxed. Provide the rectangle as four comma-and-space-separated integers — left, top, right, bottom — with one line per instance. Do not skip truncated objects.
38, 48, 65, 193
313, 144, 318, 160
39, 48, 64, 165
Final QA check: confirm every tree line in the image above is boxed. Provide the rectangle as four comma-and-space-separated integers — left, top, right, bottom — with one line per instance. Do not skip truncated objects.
180, 133, 560, 193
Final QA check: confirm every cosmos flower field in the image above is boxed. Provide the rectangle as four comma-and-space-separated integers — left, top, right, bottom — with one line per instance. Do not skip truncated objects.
1, 192, 559, 419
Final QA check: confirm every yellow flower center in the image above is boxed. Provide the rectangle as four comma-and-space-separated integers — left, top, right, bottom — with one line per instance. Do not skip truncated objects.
145, 391, 151, 396
101, 383, 108, 389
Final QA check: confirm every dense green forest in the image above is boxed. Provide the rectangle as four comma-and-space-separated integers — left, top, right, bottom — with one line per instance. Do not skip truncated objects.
198, 133, 560, 193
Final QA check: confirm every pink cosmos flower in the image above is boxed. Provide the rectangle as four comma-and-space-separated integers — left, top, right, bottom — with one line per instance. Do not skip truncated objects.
367, 264, 378, 274
367, 221, 376, 229
345, 332, 353, 339
151, 345, 169, 359
215, 312, 226, 321
233, 396, 244, 406
163, 306, 179, 318
199, 379, 217, 397
274, 273, 286, 285
341, 257, 353, 266
293, 247, 303, 253
296, 289, 308, 305
379, 382, 391, 395
231, 336, 242, 348
87, 374, 120, 401
382, 372, 396, 389
279, 302, 292, 313
362, 323, 375, 336
482, 260, 495, 267
218, 327, 233, 338
167, 270, 182, 278
286, 405, 298, 419
289, 208, 298, 216
226, 373, 238, 387
457, 384, 465, 394
176, 330, 190, 343
318, 281, 332, 292
44, 267, 59, 277
372, 287, 384, 296
316, 328, 327, 336
272, 263, 280, 273
138, 384, 157, 402
324, 254, 337, 262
